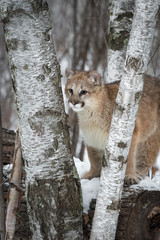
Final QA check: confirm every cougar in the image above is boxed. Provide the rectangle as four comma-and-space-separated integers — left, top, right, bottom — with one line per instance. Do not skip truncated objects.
65, 69, 160, 185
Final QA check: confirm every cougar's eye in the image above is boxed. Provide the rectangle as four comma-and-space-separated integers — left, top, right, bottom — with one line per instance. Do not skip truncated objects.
68, 89, 73, 95
80, 90, 87, 96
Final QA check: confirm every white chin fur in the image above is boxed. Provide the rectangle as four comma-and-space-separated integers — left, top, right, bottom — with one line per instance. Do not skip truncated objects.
69, 102, 84, 112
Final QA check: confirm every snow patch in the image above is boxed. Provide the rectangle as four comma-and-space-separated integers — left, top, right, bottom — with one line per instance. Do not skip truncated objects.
136, 176, 160, 190
81, 178, 100, 213
155, 151, 160, 170
74, 151, 160, 213
74, 157, 99, 213
74, 157, 90, 178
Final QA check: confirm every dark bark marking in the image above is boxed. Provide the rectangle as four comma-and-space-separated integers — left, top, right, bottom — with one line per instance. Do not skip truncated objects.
22, 39, 28, 50
116, 12, 133, 21
23, 64, 29, 70
115, 102, 125, 114
107, 199, 121, 210
109, 29, 130, 50
118, 141, 127, 149
7, 38, 18, 50
53, 138, 58, 151
42, 64, 51, 75
117, 155, 125, 162
135, 91, 142, 103
126, 56, 144, 71
36, 74, 45, 82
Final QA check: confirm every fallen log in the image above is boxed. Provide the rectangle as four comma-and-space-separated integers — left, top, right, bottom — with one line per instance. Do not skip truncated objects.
83, 182, 160, 240
116, 184, 160, 240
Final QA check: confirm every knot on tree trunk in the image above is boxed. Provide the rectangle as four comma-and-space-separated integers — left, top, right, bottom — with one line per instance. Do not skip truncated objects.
126, 56, 144, 71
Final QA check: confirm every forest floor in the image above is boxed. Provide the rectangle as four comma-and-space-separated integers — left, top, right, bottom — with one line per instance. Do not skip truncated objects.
75, 153, 160, 239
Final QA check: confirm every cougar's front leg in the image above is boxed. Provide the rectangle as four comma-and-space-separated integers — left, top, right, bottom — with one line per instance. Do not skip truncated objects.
81, 145, 104, 180
125, 130, 140, 185
136, 130, 160, 178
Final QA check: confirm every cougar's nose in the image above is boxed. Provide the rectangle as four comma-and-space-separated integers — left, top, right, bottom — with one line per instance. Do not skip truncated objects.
72, 100, 79, 106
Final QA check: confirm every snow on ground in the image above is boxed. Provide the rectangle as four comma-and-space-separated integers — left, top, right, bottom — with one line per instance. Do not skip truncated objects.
137, 175, 160, 190
3, 152, 160, 213
3, 164, 13, 179
74, 156, 100, 213
74, 152, 160, 213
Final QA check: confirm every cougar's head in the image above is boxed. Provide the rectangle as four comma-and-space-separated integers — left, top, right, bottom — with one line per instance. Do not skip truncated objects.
65, 69, 102, 112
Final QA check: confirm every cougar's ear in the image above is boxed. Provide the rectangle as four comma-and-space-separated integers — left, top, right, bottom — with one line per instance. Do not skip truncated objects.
65, 69, 75, 78
88, 71, 102, 86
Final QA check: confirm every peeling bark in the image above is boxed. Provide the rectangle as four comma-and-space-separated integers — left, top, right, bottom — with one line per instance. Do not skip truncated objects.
6, 130, 22, 240
1, 1, 83, 239
90, 1, 159, 239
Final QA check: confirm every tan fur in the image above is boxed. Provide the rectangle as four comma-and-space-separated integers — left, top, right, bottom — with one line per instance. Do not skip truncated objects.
65, 70, 160, 184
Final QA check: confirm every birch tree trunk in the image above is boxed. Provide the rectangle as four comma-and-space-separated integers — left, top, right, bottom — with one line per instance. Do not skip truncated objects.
107, 0, 135, 83
90, 1, 159, 239
1, 1, 83, 239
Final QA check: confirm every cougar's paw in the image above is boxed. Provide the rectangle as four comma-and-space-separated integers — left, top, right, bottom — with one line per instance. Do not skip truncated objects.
124, 174, 142, 186
81, 170, 100, 180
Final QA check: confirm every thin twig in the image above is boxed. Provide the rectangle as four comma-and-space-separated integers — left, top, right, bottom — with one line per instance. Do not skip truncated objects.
94, 0, 108, 49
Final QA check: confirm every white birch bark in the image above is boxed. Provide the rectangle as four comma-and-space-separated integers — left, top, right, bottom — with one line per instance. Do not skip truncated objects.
106, 0, 135, 83
90, 0, 159, 239
1, 1, 83, 239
